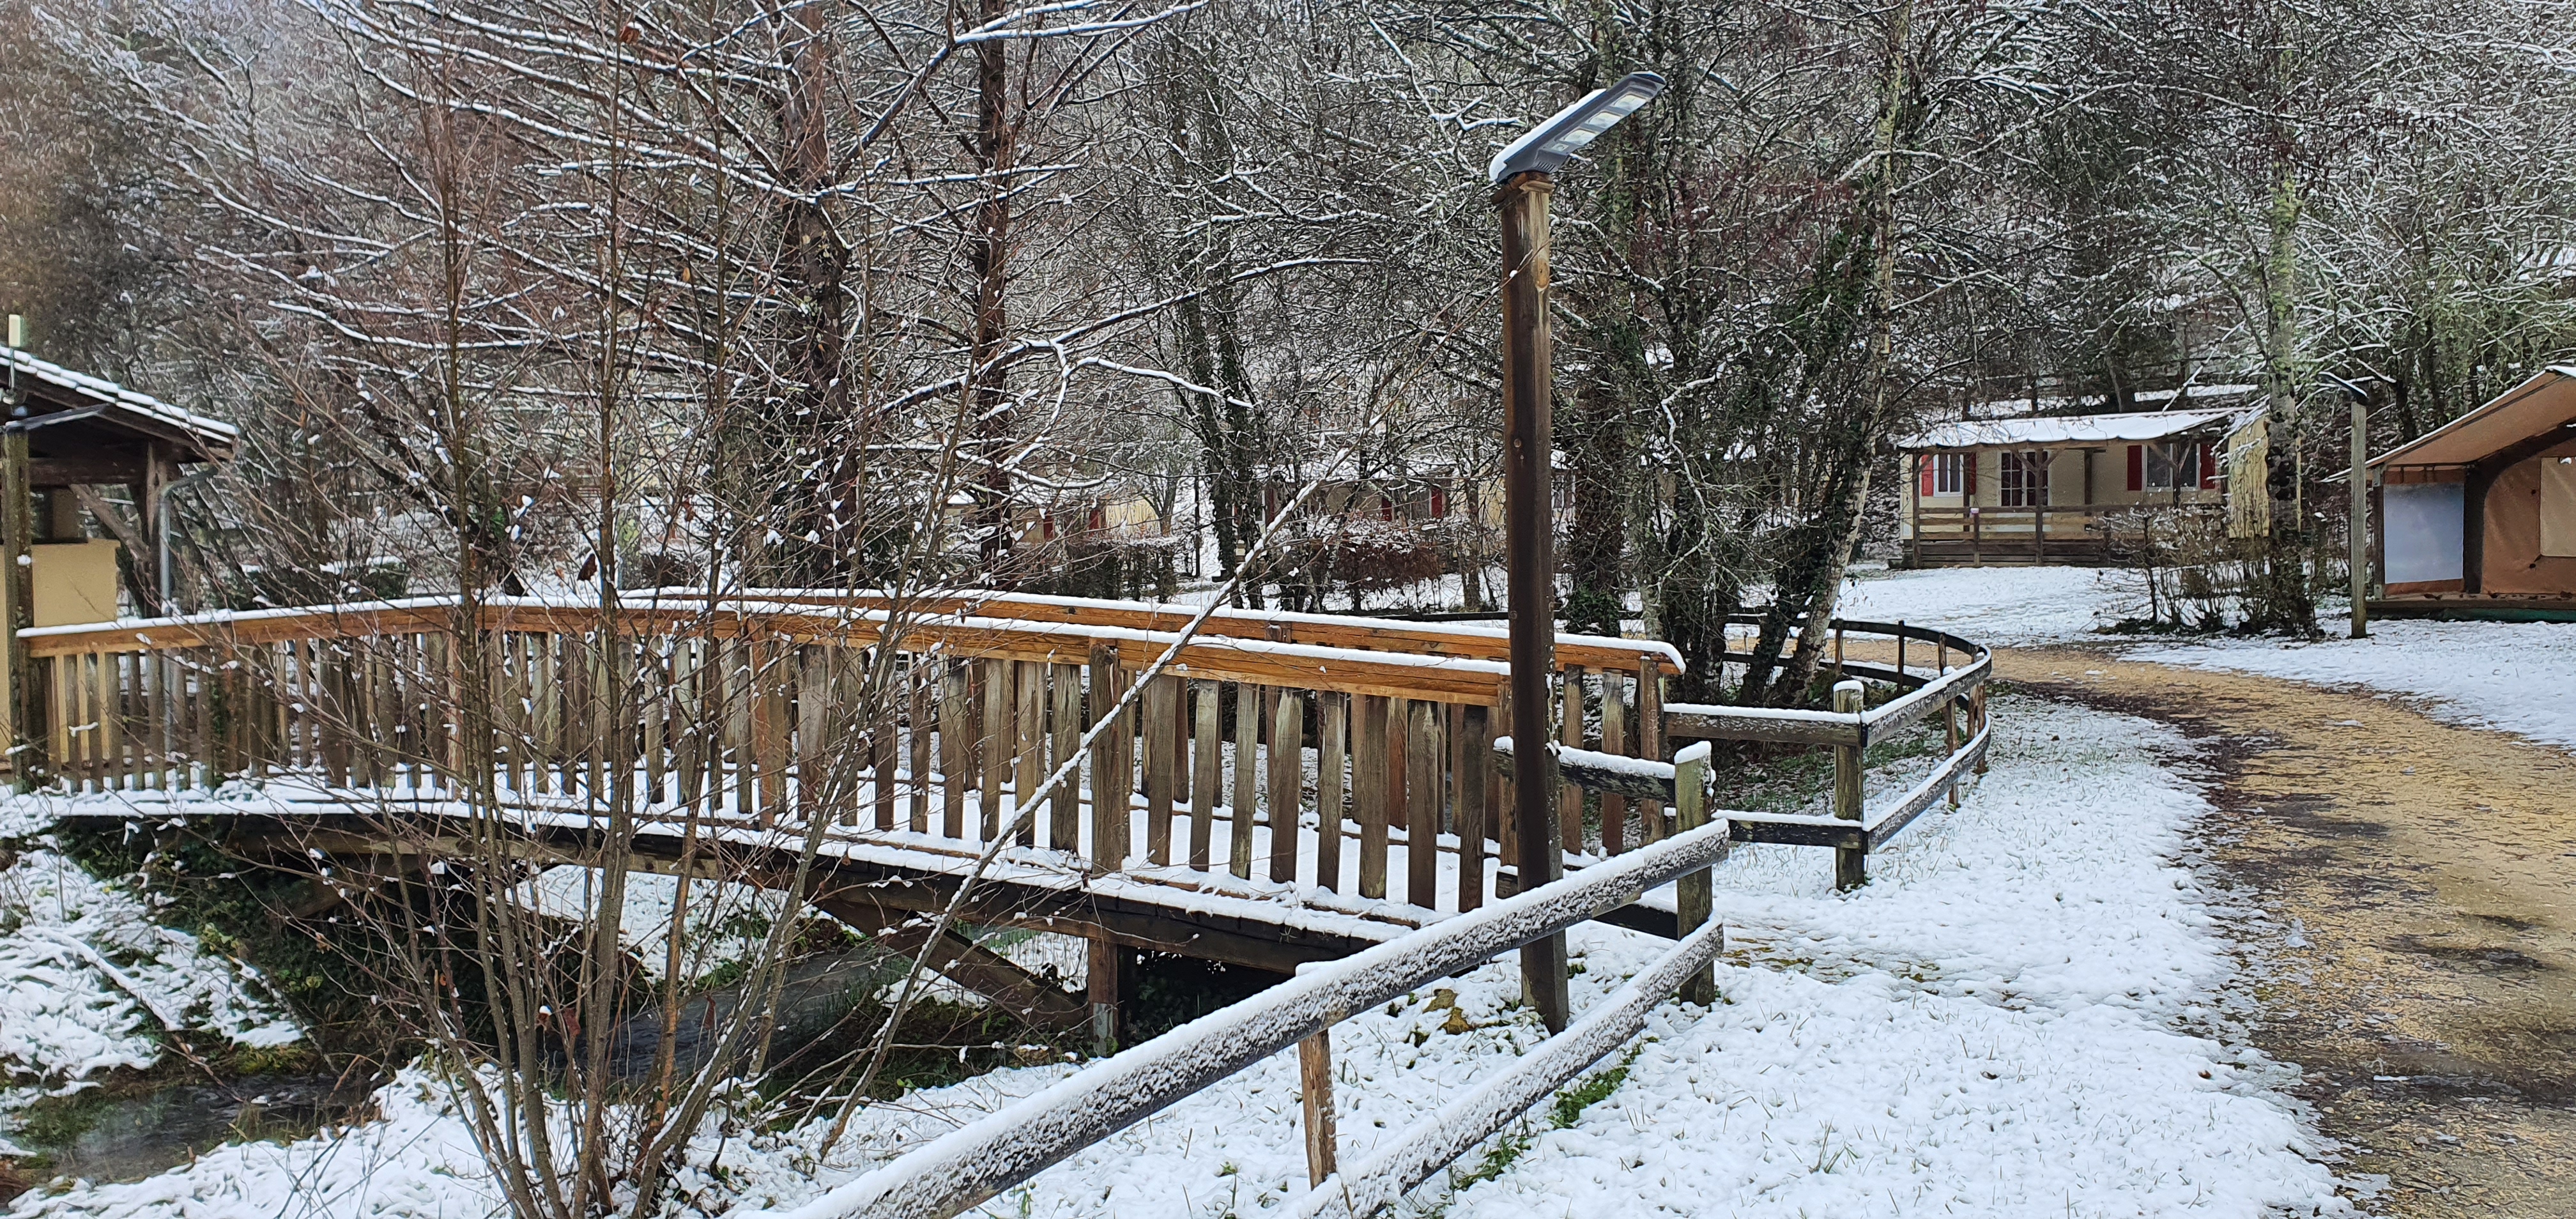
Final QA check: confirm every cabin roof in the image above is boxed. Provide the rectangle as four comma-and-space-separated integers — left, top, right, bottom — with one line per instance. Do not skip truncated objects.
4, 345, 238, 461
1896, 407, 2244, 452
2370, 367, 2576, 470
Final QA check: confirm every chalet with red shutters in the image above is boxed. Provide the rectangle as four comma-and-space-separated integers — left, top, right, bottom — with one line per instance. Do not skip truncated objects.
1894, 406, 2258, 567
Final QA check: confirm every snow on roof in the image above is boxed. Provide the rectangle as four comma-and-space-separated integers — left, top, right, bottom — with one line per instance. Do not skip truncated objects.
1896, 407, 2246, 451
4, 344, 240, 453
2370, 366, 2576, 469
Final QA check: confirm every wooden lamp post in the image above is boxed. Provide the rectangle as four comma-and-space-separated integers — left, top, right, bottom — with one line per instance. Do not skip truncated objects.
1490, 72, 1664, 1033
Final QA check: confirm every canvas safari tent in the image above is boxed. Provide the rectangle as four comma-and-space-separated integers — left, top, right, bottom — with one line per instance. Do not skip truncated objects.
2369, 366, 2576, 620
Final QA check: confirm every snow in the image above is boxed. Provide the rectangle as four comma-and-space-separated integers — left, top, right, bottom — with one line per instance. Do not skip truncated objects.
12, 698, 2350, 1217
1831, 565, 2143, 644
1897, 406, 2246, 450
0, 845, 302, 1103
2131, 617, 2576, 753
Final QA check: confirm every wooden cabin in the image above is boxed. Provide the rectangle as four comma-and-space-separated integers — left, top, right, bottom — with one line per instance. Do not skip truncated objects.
2368, 367, 2576, 621
1894, 408, 2255, 566
2, 344, 237, 750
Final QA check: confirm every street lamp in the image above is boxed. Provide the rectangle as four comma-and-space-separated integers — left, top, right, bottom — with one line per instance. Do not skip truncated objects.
1492, 72, 1664, 1034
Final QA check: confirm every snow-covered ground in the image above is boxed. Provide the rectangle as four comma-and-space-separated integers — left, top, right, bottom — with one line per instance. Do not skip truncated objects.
0, 845, 302, 1151
2129, 618, 2576, 753
12, 698, 2352, 1218
1835, 565, 2576, 754
1831, 564, 2147, 645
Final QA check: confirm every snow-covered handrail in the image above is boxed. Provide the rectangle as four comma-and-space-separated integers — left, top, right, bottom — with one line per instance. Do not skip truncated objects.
758, 815, 1736, 1219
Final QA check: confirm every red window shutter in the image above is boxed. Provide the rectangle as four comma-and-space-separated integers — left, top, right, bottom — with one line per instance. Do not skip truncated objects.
1431, 487, 1448, 517
1381, 495, 1395, 521
1963, 452, 1976, 497
2199, 443, 2218, 489
2126, 445, 2144, 492
1919, 454, 1935, 497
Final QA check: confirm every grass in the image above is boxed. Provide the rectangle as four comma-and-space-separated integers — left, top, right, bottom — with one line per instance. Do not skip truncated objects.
1446, 1041, 1652, 1199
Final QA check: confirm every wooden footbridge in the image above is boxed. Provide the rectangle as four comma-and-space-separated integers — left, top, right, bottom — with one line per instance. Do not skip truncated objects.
17, 589, 1986, 989
12, 589, 1991, 1216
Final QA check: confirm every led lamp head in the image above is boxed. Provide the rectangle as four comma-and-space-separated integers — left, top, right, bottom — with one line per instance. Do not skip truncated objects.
1487, 72, 1667, 183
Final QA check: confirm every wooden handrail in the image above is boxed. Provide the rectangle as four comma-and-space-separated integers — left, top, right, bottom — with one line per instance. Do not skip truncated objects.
763, 806, 1736, 1219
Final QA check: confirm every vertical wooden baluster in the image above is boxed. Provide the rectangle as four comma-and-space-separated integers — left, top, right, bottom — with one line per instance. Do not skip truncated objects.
673, 639, 703, 812
643, 641, 668, 807
1600, 673, 1628, 854
1558, 666, 1584, 854
1494, 684, 1515, 865
1085, 644, 1124, 868
979, 657, 1011, 843
1314, 693, 1346, 893
940, 659, 969, 838
1459, 704, 1491, 910
876, 652, 903, 833
909, 659, 935, 833
1143, 675, 1177, 866
1048, 661, 1080, 849
1013, 660, 1042, 846
189, 652, 212, 791
1405, 700, 1438, 907
1636, 657, 1665, 843
1268, 690, 1303, 884
1384, 694, 1409, 890
1188, 681, 1220, 871
1355, 693, 1388, 900
144, 652, 165, 790
792, 646, 826, 824
1169, 674, 1192, 841
1229, 682, 1258, 879
761, 642, 792, 822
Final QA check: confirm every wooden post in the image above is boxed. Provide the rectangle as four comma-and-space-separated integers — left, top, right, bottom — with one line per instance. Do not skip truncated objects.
1832, 678, 1866, 891
10, 428, 49, 789
1674, 742, 1715, 1005
1300, 1022, 1340, 1188
1556, 668, 1583, 854
1355, 693, 1388, 900
1189, 680, 1220, 870
1230, 682, 1259, 878
1459, 704, 1489, 910
1269, 690, 1303, 884
1050, 662, 1082, 851
1498, 168, 1567, 1034
2350, 396, 2369, 639
1146, 675, 1179, 866
1599, 676, 1626, 854
1405, 700, 1438, 907
940, 660, 969, 838
1087, 645, 1125, 870
1315, 693, 1346, 892
1087, 935, 1124, 1058
1941, 638, 1960, 809
982, 658, 1012, 842
1013, 661, 1043, 846
910, 668, 934, 833
1636, 657, 1662, 844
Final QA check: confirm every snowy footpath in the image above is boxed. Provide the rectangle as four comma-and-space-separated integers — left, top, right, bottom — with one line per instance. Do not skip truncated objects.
1840, 565, 2576, 754
8, 696, 2353, 1218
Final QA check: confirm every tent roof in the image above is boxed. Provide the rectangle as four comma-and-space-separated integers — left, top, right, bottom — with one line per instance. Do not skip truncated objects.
1895, 407, 2244, 451
2370, 367, 2576, 470
3, 345, 238, 461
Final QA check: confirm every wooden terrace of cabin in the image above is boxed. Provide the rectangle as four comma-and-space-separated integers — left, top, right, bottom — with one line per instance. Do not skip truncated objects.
1895, 406, 2252, 566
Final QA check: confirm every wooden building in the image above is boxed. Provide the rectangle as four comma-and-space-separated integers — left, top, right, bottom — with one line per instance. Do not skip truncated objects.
1894, 407, 2255, 566
3, 344, 236, 754
2368, 367, 2576, 620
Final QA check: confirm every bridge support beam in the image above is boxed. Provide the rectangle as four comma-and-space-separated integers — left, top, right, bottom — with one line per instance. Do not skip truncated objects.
1087, 935, 1133, 1057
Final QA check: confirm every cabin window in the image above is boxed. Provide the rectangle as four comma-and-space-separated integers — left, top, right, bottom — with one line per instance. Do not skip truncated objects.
2143, 441, 2199, 492
2543, 456, 2576, 558
1998, 450, 2050, 507
1930, 453, 1965, 496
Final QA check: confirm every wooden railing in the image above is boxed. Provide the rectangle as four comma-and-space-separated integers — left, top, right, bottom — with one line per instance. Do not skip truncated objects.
1908, 502, 2220, 565
14, 592, 1678, 923
16, 594, 1990, 914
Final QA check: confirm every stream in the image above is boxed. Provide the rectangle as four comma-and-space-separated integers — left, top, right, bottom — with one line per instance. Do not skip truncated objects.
8, 1073, 378, 1186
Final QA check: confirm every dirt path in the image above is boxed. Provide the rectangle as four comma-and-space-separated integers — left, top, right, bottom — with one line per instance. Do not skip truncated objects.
1996, 648, 2576, 1218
